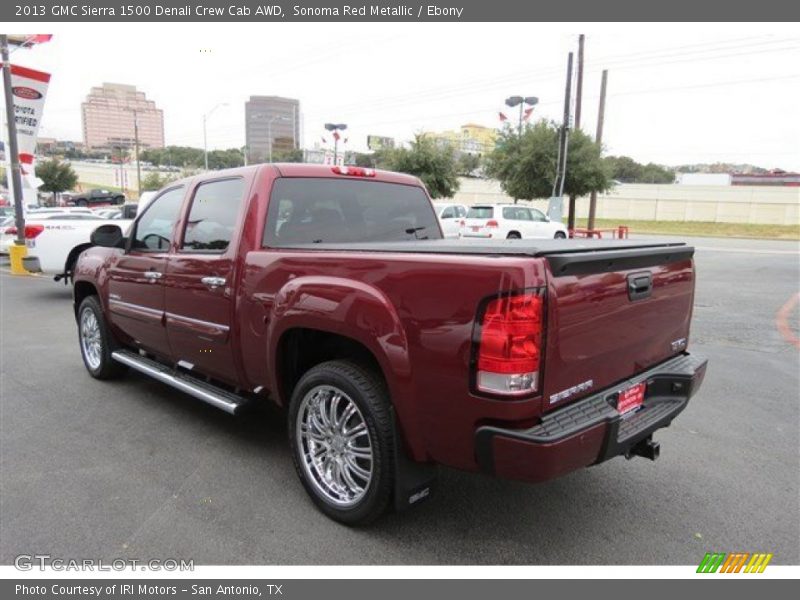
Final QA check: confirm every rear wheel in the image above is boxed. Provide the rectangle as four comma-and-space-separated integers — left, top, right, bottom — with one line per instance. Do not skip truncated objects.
76, 199, 88, 207
288, 360, 394, 525
507, 231, 521, 239
77, 296, 126, 379
554, 231, 567, 239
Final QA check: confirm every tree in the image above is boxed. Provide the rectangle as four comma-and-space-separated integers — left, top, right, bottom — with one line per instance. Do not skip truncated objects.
37, 158, 78, 204
382, 134, 459, 199
605, 155, 675, 183
272, 148, 304, 163
140, 171, 178, 191
486, 121, 610, 201
456, 153, 482, 177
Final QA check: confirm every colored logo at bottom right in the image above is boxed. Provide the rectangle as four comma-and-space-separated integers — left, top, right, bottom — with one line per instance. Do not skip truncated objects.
697, 552, 773, 573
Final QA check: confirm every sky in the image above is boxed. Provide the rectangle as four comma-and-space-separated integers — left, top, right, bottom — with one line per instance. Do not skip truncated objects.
9, 22, 800, 170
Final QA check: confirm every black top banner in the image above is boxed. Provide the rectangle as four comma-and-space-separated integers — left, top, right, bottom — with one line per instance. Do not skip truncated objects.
4, 0, 800, 22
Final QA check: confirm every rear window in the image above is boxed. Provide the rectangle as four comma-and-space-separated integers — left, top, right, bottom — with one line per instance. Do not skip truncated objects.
264, 178, 441, 245
467, 206, 494, 219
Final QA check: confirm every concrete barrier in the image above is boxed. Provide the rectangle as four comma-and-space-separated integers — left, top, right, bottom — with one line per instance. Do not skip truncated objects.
451, 179, 800, 225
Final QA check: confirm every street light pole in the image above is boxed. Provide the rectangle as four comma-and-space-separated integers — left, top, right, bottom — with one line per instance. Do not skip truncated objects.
324, 123, 348, 165
1, 34, 26, 247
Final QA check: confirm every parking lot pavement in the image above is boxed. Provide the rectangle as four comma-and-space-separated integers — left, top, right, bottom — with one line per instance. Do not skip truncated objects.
1, 236, 798, 566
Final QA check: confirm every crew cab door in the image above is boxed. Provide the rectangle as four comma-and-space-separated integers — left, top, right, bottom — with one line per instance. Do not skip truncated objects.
106, 186, 185, 356
164, 177, 247, 386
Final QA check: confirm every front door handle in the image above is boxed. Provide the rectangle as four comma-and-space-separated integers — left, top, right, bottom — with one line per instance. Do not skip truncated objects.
201, 276, 226, 290
143, 271, 162, 281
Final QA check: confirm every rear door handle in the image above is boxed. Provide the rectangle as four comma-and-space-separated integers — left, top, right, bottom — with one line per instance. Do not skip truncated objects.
201, 276, 226, 290
143, 271, 162, 280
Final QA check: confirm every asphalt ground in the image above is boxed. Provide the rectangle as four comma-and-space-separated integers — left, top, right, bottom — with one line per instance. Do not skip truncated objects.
1, 235, 798, 565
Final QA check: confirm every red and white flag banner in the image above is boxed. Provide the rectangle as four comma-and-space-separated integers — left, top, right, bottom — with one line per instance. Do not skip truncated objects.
498, 112, 508, 122
1, 63, 51, 177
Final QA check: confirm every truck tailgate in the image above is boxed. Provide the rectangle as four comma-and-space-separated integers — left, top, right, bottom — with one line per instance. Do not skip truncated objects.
541, 244, 695, 412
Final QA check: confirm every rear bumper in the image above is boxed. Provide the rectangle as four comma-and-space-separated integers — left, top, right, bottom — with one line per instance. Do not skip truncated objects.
475, 353, 708, 483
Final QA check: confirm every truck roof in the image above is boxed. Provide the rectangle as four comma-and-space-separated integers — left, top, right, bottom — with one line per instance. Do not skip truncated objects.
172, 163, 424, 189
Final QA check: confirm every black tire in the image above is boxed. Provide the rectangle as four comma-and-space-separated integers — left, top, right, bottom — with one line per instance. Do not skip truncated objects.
288, 360, 394, 525
76, 199, 88, 207
554, 231, 567, 239
77, 295, 127, 380
114, 195, 125, 205
507, 231, 521, 239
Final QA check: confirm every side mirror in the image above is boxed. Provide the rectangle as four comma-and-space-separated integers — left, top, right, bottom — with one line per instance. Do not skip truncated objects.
90, 224, 125, 248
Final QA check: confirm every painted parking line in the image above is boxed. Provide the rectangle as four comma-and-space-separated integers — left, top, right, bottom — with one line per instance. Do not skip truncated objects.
776, 292, 800, 350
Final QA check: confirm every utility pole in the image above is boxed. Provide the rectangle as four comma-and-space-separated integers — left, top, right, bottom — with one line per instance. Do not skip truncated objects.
1, 34, 26, 247
575, 35, 585, 130
553, 52, 573, 227
126, 107, 141, 196
587, 69, 608, 231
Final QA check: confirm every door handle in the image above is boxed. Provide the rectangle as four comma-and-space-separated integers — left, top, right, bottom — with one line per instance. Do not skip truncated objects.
201, 276, 226, 290
143, 271, 162, 280
627, 272, 653, 301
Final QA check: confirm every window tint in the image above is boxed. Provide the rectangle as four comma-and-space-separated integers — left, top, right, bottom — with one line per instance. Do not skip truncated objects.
502, 207, 516, 220
467, 206, 493, 219
132, 187, 185, 251
456, 206, 467, 218
517, 208, 533, 221
265, 178, 441, 245
530, 208, 548, 222
182, 178, 245, 251
441, 206, 456, 219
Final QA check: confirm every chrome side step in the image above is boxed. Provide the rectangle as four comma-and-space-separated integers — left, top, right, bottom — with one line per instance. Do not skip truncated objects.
111, 350, 249, 415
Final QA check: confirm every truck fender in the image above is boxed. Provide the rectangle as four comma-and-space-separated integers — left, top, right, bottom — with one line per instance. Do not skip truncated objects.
55, 242, 93, 284
266, 275, 426, 459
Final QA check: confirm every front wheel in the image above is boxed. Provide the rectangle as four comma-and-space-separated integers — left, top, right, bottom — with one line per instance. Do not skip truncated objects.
554, 231, 567, 239
507, 232, 521, 239
76, 199, 88, 207
288, 360, 394, 525
77, 296, 127, 379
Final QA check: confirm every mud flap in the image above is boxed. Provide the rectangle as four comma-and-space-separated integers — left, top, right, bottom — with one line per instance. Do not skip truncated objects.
392, 412, 438, 512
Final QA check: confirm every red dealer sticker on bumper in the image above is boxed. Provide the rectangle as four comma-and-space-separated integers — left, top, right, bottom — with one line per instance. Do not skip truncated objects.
618, 382, 645, 415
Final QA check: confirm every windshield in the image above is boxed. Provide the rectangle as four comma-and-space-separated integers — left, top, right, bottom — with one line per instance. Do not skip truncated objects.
264, 178, 441, 245
467, 206, 494, 219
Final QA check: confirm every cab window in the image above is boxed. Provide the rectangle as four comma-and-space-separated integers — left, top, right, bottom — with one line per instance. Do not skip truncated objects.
131, 186, 185, 251
181, 178, 245, 252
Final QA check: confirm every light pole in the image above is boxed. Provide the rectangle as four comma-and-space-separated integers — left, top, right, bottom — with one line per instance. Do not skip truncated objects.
504, 96, 538, 137
324, 123, 347, 165
124, 107, 141, 195
203, 103, 228, 171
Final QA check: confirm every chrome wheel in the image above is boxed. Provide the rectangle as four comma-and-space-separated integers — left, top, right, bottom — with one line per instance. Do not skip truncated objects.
296, 384, 373, 507
80, 308, 102, 370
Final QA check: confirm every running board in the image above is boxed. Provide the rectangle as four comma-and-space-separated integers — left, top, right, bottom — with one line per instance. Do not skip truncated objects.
111, 350, 249, 415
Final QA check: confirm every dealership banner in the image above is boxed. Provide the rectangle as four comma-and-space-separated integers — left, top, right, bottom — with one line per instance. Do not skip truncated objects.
2, 62, 51, 183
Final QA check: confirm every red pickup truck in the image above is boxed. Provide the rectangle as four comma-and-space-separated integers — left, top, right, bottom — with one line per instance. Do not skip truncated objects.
73, 164, 707, 524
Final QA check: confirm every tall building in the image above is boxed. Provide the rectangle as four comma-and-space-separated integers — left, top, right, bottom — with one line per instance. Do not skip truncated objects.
81, 83, 164, 150
245, 96, 300, 163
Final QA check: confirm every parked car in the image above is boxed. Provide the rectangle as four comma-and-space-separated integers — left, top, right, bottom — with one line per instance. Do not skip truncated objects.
67, 188, 125, 207
432, 202, 467, 238
93, 208, 123, 220
463, 204, 568, 239
72, 163, 707, 525
29, 207, 94, 216
0, 215, 16, 254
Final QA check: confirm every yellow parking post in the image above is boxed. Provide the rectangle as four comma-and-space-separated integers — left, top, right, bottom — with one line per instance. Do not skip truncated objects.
8, 243, 29, 275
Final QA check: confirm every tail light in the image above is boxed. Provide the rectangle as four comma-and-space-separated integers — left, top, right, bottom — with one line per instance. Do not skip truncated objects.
459, 219, 465, 227
331, 166, 376, 177
486, 220, 499, 228
5, 224, 45, 239
474, 290, 544, 396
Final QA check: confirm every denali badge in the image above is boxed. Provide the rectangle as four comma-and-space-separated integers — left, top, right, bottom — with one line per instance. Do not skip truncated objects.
671, 337, 687, 351
550, 379, 594, 404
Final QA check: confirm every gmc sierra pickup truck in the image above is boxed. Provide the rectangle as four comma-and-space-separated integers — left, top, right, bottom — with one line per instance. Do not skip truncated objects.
73, 163, 707, 524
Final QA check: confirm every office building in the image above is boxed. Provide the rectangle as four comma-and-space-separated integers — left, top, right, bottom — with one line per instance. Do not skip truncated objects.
81, 83, 164, 150
245, 96, 300, 163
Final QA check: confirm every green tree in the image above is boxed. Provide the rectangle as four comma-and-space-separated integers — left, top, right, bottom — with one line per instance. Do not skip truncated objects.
605, 155, 675, 183
486, 121, 610, 201
383, 134, 460, 199
140, 171, 178, 191
37, 158, 79, 204
272, 148, 304, 163
456, 153, 482, 177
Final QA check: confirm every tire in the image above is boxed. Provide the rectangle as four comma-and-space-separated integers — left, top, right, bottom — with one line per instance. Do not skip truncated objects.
77, 295, 127, 380
507, 231, 521, 239
76, 199, 88, 207
554, 231, 567, 239
288, 360, 394, 525
114, 195, 125, 205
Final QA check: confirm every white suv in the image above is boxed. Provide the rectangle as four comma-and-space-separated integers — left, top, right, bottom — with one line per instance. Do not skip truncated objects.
432, 202, 467, 238
462, 204, 568, 240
